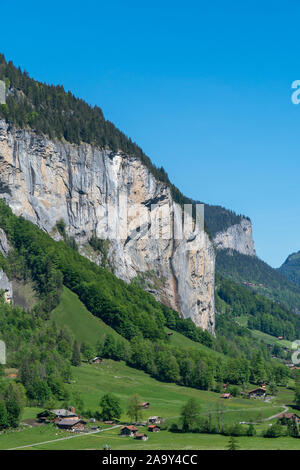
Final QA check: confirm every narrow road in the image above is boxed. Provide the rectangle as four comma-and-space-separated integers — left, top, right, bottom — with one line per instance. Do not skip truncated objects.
242, 405, 289, 424
6, 424, 121, 450
262, 405, 288, 422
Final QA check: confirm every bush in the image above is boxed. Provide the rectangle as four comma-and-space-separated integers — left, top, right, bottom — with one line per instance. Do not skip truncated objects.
263, 423, 282, 438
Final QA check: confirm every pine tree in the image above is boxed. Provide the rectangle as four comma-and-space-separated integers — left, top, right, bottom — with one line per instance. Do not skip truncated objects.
226, 435, 239, 450
71, 340, 81, 366
0, 400, 8, 430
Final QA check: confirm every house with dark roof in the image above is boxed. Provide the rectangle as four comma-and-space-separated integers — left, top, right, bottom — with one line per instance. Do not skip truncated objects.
278, 412, 300, 424
92, 357, 103, 364
57, 419, 86, 431
148, 416, 164, 424
120, 425, 138, 437
135, 433, 148, 441
51, 408, 78, 418
139, 402, 150, 409
248, 387, 266, 398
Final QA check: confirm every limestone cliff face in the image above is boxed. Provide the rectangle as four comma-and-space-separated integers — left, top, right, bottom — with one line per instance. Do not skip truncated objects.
0, 120, 215, 332
213, 218, 256, 256
0, 228, 12, 303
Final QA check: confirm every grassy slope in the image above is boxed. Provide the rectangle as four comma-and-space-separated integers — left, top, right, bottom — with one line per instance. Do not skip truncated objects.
165, 329, 223, 359
67, 362, 282, 424
0, 361, 293, 450
236, 316, 293, 349
2, 285, 296, 450
53, 286, 223, 358
4, 427, 300, 450
51, 286, 125, 346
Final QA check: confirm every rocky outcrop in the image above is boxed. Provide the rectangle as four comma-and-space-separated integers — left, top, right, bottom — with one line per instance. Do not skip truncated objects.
0, 270, 12, 303
0, 227, 10, 256
0, 120, 215, 332
213, 218, 256, 256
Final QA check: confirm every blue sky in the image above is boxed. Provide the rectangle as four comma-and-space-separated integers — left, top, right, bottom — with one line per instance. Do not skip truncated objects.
0, 0, 299, 267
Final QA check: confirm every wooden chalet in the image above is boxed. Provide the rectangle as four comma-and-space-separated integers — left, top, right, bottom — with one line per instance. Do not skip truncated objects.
92, 357, 103, 364
57, 418, 86, 431
220, 393, 232, 399
148, 416, 162, 424
148, 425, 160, 432
51, 408, 78, 418
135, 433, 148, 441
248, 387, 266, 398
278, 412, 300, 423
120, 425, 138, 437
139, 402, 150, 409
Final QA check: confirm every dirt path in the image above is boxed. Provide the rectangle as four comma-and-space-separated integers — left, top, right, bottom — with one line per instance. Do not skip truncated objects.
262, 405, 288, 422
6, 424, 122, 450
243, 405, 289, 424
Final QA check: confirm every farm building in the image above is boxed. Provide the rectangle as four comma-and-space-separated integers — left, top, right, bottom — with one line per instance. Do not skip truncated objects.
135, 433, 148, 441
57, 418, 86, 431
37, 410, 56, 423
278, 413, 300, 424
148, 425, 160, 432
120, 425, 138, 437
148, 416, 164, 424
51, 408, 77, 418
220, 393, 232, 399
139, 402, 150, 409
248, 387, 266, 398
92, 357, 103, 364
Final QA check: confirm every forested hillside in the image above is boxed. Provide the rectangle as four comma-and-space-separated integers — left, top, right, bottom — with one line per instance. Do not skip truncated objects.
279, 250, 300, 287
216, 249, 300, 312
215, 275, 300, 340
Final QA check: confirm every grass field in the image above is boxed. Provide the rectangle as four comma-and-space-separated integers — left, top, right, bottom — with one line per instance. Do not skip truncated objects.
66, 361, 282, 425
165, 329, 224, 359
250, 330, 292, 349
51, 287, 125, 346
0, 359, 295, 450
1, 286, 297, 450
1, 417, 299, 450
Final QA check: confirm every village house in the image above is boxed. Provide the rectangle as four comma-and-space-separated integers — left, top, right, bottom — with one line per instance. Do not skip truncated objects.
278, 413, 300, 424
148, 416, 164, 425
51, 408, 78, 418
220, 393, 232, 399
92, 357, 103, 364
135, 433, 148, 441
139, 402, 150, 409
248, 387, 266, 399
57, 418, 86, 432
148, 425, 160, 432
120, 425, 138, 437
37, 410, 56, 423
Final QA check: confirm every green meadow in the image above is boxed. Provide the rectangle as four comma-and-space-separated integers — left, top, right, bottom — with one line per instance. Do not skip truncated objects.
0, 285, 298, 451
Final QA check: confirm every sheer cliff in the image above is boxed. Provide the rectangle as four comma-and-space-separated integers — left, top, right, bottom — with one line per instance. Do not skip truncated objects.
0, 119, 215, 332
